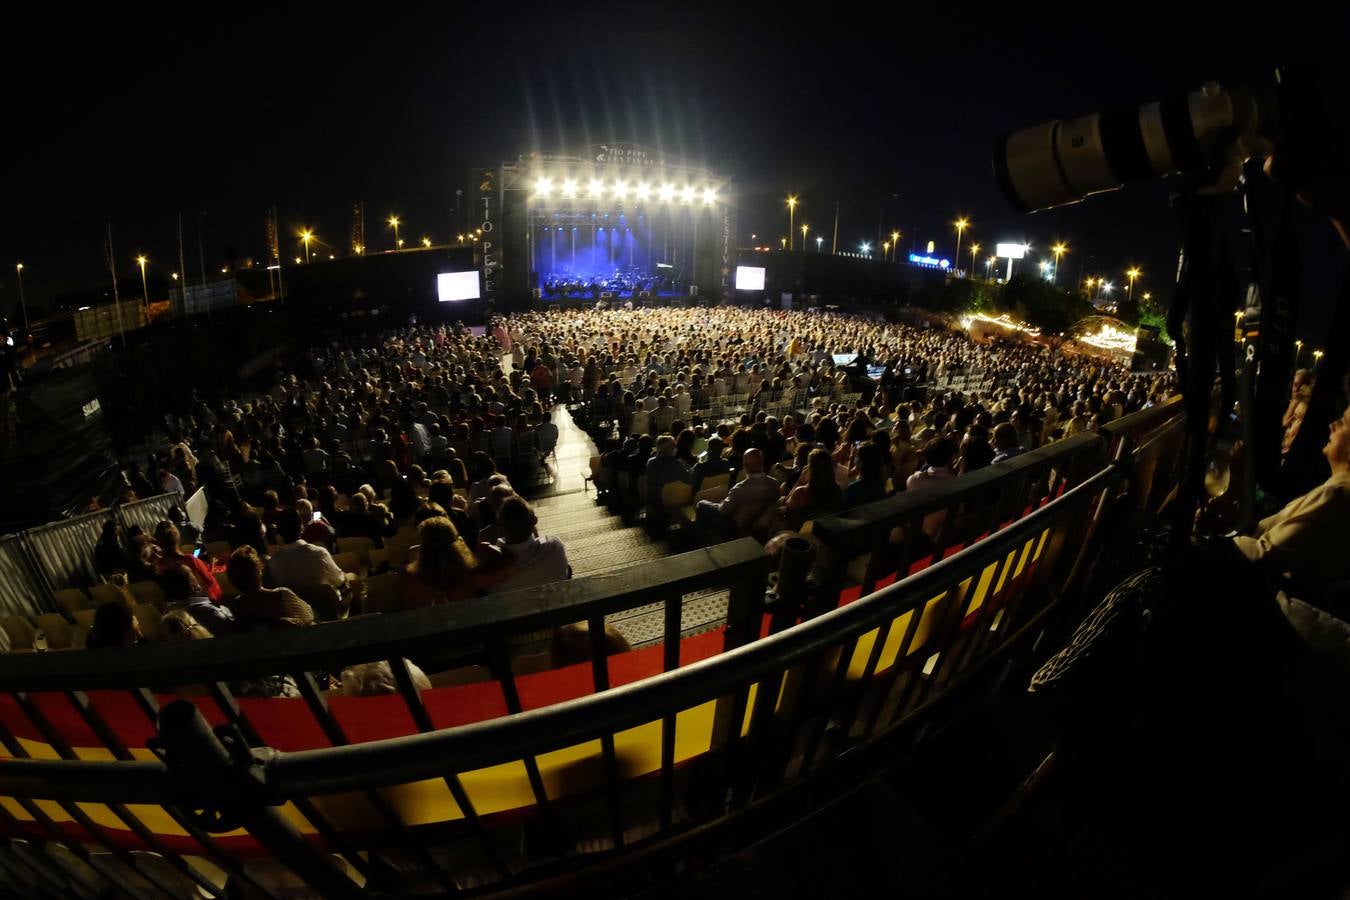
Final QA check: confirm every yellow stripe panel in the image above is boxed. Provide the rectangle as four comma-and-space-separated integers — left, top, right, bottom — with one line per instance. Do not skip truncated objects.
2, 701, 725, 834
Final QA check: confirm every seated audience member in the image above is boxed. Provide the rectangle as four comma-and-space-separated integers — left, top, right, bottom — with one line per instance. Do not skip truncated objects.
267, 507, 347, 612
399, 516, 513, 608
93, 520, 134, 578
907, 437, 958, 491
782, 448, 844, 532
991, 422, 1026, 464
159, 564, 235, 636
696, 448, 781, 540
692, 436, 732, 489
644, 434, 696, 515
550, 621, 632, 667
493, 496, 571, 592
339, 660, 432, 696
85, 603, 143, 649
151, 520, 222, 601
297, 498, 337, 550
160, 609, 214, 643
227, 545, 315, 630
337, 491, 387, 546
842, 442, 889, 510
230, 510, 271, 558
1231, 403, 1350, 598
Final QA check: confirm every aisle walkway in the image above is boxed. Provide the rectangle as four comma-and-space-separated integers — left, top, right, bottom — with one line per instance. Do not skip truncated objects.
517, 403, 732, 647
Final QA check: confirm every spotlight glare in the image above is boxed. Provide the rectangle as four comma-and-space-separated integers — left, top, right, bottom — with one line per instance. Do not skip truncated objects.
588, 179, 604, 197
612, 180, 629, 199
534, 176, 553, 197
679, 185, 695, 203
659, 183, 675, 202
702, 187, 716, 205
561, 178, 578, 198
635, 182, 651, 200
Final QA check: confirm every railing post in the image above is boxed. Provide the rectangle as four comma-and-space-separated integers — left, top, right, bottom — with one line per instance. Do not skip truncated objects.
150, 700, 364, 900
764, 536, 815, 634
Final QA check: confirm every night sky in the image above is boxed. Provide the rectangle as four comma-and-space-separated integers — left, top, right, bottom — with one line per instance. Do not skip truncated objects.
3, 8, 1342, 337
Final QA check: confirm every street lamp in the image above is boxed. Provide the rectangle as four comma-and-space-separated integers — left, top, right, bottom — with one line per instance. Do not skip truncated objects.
780, 237, 787, 250
1313, 349, 1324, 370
860, 241, 871, 257
136, 255, 149, 311
300, 230, 313, 264
14, 263, 26, 331
882, 241, 891, 259
1051, 243, 1068, 283
786, 195, 798, 251
421, 237, 431, 248
954, 218, 969, 272
986, 255, 996, 279
816, 236, 823, 252
801, 223, 808, 249
388, 215, 401, 251
968, 243, 980, 277
890, 230, 900, 261
1126, 267, 1141, 301
1294, 339, 1303, 365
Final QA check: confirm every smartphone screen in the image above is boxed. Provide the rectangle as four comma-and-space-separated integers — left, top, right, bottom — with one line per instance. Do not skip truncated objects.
192, 548, 203, 558
312, 512, 323, 523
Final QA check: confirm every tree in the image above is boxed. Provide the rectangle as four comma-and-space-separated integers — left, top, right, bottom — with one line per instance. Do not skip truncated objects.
995, 275, 1095, 335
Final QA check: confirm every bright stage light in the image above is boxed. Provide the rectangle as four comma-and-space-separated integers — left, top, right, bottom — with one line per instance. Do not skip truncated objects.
635, 183, 652, 200
612, 181, 629, 199
561, 178, 578, 198
659, 183, 675, 202
702, 187, 716, 205
588, 179, 604, 197
680, 185, 695, 204
534, 176, 552, 197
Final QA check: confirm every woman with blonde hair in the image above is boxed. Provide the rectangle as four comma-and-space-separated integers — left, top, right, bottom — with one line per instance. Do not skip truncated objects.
399, 516, 513, 608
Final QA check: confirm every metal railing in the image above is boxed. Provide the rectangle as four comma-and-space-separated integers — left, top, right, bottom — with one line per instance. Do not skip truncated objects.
0, 403, 1184, 898
0, 493, 183, 618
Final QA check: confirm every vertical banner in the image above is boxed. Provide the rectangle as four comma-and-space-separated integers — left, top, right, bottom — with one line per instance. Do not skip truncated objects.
473, 167, 501, 308
720, 199, 734, 302
351, 201, 365, 255
265, 208, 280, 262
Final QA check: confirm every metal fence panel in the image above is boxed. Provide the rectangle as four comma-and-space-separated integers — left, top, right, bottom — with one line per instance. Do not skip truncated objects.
0, 537, 47, 617
116, 493, 183, 538
23, 511, 108, 593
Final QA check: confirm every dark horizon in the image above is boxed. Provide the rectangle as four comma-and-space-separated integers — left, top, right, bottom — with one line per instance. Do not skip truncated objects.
3, 10, 1341, 335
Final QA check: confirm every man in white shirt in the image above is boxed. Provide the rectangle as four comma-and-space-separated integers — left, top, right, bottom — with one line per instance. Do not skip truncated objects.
267, 508, 347, 597
493, 497, 571, 592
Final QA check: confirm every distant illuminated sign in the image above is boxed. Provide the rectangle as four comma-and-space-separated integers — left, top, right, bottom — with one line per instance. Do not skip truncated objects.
908, 253, 951, 269
735, 265, 766, 290
995, 243, 1027, 259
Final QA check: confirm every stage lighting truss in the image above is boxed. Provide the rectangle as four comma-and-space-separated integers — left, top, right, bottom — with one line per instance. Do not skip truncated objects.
529, 173, 720, 207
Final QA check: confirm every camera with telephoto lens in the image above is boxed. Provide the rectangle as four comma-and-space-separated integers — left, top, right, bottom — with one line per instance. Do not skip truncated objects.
991, 67, 1319, 213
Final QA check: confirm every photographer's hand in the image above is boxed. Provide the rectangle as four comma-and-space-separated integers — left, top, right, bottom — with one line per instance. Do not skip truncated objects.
1264, 147, 1350, 249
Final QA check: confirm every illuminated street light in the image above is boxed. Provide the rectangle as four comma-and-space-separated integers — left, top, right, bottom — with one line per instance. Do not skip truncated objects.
300, 230, 313, 264
860, 241, 871, 256
780, 237, 787, 250
1294, 339, 1303, 364
1051, 242, 1068, 283
388, 216, 401, 251
15, 263, 27, 330
1313, 349, 1324, 369
136, 255, 149, 311
1126, 267, 1141, 301
421, 237, 431, 248
816, 236, 824, 252
787, 195, 798, 251
890, 230, 900, 261
969, 242, 981, 277
986, 256, 996, 278
882, 241, 891, 258
954, 218, 969, 273
801, 223, 809, 248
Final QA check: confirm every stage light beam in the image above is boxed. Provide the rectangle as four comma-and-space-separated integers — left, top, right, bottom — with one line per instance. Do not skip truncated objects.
702, 187, 716, 205
659, 183, 676, 202
561, 178, 579, 198
588, 179, 604, 198
680, 186, 695, 204
534, 176, 553, 197
635, 183, 651, 201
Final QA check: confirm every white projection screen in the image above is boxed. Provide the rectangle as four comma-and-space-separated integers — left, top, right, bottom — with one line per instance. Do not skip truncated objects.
438, 271, 481, 302
735, 265, 766, 291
